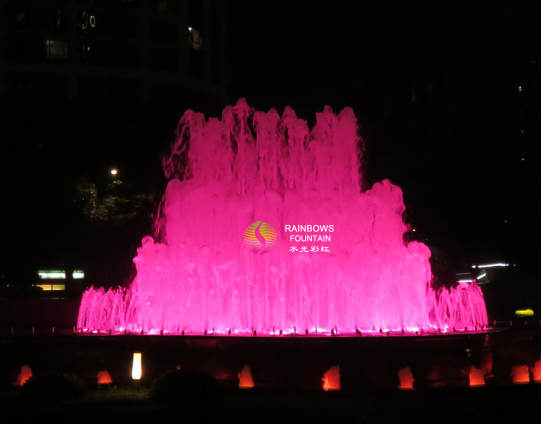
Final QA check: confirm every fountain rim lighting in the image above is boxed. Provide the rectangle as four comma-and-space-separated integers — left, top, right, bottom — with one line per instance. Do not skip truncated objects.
74, 325, 494, 338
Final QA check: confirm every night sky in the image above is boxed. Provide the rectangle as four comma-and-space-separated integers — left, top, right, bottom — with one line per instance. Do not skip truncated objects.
0, 1, 540, 309
227, 1, 541, 283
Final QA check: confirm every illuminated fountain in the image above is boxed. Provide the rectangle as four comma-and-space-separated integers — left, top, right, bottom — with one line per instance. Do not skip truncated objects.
77, 99, 487, 335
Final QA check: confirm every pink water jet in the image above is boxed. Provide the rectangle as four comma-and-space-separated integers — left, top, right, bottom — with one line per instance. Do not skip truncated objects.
77, 100, 488, 335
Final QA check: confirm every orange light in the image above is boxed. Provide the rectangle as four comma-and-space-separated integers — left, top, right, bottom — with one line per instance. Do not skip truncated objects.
17, 364, 32, 386
398, 367, 415, 390
480, 351, 493, 377
533, 356, 541, 382
132, 353, 142, 380
511, 365, 530, 384
238, 364, 254, 389
322, 365, 341, 391
97, 370, 113, 385
469, 366, 485, 387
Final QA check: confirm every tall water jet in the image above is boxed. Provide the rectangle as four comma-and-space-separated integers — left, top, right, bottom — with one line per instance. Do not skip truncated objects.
77, 99, 488, 335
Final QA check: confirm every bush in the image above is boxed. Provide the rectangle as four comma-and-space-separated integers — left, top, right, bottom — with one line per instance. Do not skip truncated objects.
21, 373, 86, 402
149, 369, 222, 406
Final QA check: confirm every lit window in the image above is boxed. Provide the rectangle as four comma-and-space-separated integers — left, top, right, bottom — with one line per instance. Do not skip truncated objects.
73, 271, 85, 279
34, 284, 66, 291
38, 271, 66, 279
35, 284, 52, 290
45, 40, 68, 59
90, 15, 96, 27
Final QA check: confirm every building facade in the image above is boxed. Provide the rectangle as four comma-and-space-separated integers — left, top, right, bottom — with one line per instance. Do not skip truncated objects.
0, 0, 227, 105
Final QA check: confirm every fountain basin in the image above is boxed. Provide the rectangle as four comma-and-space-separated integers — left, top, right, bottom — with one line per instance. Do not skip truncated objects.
2, 327, 540, 391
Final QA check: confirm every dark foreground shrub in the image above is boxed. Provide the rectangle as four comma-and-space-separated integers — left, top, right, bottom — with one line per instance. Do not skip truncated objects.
21, 373, 86, 402
149, 369, 222, 405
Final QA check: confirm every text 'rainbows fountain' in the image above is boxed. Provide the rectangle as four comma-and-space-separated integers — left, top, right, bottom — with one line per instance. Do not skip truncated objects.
78, 99, 487, 335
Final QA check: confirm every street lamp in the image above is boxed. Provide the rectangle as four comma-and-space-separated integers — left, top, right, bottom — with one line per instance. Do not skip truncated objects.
110, 169, 118, 176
